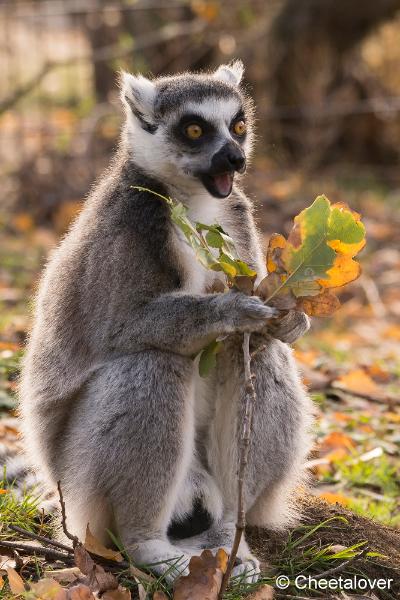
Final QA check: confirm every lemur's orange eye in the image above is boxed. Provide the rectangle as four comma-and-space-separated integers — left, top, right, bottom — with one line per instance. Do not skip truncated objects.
233, 120, 246, 136
185, 124, 203, 139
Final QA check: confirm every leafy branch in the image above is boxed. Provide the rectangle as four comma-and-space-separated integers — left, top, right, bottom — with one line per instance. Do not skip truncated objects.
132, 186, 366, 595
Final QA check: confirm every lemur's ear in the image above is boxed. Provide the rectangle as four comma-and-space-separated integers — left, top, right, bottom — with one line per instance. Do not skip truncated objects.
213, 60, 244, 86
120, 71, 157, 133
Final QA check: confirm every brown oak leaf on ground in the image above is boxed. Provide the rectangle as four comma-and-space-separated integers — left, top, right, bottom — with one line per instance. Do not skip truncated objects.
173, 548, 228, 600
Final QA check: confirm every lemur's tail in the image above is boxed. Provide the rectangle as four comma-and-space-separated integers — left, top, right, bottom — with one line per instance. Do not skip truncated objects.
1, 417, 57, 511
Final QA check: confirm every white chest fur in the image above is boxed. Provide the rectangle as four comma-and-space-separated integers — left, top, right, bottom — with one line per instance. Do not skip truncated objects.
172, 192, 226, 294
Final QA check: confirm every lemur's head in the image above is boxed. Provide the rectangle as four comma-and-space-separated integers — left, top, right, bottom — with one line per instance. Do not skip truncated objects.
120, 61, 254, 198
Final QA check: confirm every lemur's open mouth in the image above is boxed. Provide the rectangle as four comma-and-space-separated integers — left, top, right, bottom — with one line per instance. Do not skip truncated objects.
200, 171, 234, 198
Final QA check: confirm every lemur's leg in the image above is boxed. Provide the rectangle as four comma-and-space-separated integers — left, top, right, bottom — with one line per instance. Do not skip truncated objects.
202, 334, 313, 582
54, 352, 196, 582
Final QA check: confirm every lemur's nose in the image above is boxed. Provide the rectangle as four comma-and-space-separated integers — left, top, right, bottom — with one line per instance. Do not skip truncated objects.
227, 149, 246, 172
212, 143, 246, 174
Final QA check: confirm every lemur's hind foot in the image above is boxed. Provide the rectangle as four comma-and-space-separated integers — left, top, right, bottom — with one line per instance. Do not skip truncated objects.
130, 539, 190, 583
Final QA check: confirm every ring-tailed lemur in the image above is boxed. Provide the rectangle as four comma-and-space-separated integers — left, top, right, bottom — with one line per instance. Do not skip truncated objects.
19, 61, 314, 583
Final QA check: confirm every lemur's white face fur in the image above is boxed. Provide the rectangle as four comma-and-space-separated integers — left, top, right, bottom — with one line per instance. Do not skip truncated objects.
120, 61, 254, 199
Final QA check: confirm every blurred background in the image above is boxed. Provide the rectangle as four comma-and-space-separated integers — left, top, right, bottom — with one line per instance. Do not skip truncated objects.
1, 0, 399, 526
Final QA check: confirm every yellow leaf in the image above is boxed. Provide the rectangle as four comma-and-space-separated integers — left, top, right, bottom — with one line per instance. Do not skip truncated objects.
12, 213, 34, 233
191, 1, 219, 22
384, 324, 400, 341
6, 568, 25, 595
319, 431, 356, 452
219, 261, 237, 278
0, 576, 4, 590
0, 341, 20, 351
323, 448, 349, 463
319, 254, 361, 288
0, 489, 9, 495
383, 412, 400, 423
318, 492, 350, 506
266, 233, 286, 273
215, 548, 228, 574
84, 525, 123, 562
327, 237, 366, 257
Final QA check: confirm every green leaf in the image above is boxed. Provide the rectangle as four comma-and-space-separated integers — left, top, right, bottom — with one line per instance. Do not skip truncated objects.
206, 229, 224, 248
265, 195, 366, 313
286, 195, 335, 283
198, 340, 222, 377
327, 205, 365, 245
235, 260, 257, 277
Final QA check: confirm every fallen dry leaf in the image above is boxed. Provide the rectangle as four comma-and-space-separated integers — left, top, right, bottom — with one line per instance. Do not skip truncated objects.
84, 525, 123, 562
0, 556, 16, 572
74, 544, 118, 593
29, 577, 67, 600
102, 585, 132, 600
43, 567, 82, 584
319, 431, 356, 453
173, 549, 228, 600
12, 213, 34, 233
0, 576, 4, 590
153, 592, 169, 600
6, 567, 25, 595
245, 584, 274, 599
298, 290, 340, 316
365, 363, 391, 382
318, 492, 350, 506
383, 324, 400, 341
332, 411, 353, 423
68, 584, 96, 600
293, 349, 319, 366
383, 411, 400, 423
333, 369, 383, 397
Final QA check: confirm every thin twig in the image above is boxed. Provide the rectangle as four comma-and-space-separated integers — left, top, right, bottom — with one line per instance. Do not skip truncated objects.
219, 332, 256, 598
8, 524, 74, 554
57, 480, 80, 548
0, 540, 73, 562
55, 482, 155, 582
251, 344, 267, 359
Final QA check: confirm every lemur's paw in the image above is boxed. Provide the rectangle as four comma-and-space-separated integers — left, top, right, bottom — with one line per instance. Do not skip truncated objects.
130, 539, 190, 583
220, 293, 277, 333
231, 556, 261, 584
267, 310, 310, 344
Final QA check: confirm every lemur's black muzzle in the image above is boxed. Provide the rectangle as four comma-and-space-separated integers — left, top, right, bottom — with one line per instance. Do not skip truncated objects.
211, 142, 246, 175
199, 142, 246, 199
